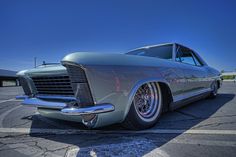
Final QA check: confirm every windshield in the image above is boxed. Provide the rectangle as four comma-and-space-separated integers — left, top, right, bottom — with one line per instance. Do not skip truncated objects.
126, 45, 173, 60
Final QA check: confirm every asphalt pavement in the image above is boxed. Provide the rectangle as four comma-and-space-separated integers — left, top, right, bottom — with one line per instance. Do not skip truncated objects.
0, 82, 236, 157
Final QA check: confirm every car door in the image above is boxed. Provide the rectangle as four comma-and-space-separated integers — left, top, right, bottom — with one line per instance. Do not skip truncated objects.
148, 44, 187, 98
175, 45, 207, 95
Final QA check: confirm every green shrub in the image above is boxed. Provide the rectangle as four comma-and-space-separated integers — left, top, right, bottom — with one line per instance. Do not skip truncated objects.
222, 75, 236, 80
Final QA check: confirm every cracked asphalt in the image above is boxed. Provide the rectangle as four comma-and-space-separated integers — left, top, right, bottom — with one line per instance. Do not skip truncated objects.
0, 82, 236, 157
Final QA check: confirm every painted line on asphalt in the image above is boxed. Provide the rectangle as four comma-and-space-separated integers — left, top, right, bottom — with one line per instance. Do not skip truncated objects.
1, 127, 236, 135
170, 138, 236, 147
65, 137, 236, 157
137, 129, 236, 135
0, 106, 22, 127
0, 98, 66, 130
6, 142, 62, 157
66, 139, 170, 157
0, 98, 23, 128
0, 98, 21, 104
65, 147, 80, 157
144, 138, 236, 157
143, 148, 170, 157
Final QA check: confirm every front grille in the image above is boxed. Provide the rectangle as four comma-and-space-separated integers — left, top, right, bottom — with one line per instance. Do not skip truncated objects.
31, 75, 74, 96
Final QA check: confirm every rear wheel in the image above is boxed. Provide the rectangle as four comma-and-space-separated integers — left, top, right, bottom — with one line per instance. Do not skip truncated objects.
122, 82, 163, 130
209, 81, 218, 98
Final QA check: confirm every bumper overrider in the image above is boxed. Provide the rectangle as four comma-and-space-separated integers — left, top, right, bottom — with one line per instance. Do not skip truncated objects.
16, 95, 114, 128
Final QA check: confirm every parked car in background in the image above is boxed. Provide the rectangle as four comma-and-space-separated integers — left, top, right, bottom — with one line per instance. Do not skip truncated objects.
17, 43, 221, 130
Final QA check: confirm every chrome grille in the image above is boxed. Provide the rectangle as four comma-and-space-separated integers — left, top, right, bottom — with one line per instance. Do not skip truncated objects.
31, 75, 74, 96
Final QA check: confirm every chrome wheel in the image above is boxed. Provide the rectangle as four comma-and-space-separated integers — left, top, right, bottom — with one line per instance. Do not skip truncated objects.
209, 81, 218, 99
133, 82, 161, 122
212, 82, 218, 96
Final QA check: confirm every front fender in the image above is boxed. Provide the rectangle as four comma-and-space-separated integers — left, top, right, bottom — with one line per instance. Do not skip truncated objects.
82, 65, 171, 127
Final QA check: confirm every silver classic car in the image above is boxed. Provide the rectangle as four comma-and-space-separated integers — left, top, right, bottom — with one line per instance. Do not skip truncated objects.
17, 43, 221, 130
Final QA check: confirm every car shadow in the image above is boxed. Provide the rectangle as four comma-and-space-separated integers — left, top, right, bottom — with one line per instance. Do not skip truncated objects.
28, 93, 235, 156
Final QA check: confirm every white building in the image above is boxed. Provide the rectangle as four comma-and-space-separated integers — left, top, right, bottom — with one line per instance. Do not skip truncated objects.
221, 72, 236, 76
0, 69, 18, 87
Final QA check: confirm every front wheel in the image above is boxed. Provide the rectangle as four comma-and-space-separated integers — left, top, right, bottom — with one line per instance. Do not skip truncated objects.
122, 82, 163, 130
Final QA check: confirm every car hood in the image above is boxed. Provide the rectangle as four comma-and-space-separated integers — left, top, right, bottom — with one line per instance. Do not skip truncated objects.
62, 52, 174, 67
18, 52, 175, 76
17, 64, 67, 77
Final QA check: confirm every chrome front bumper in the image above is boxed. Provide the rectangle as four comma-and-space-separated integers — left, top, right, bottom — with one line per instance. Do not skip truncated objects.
16, 96, 115, 116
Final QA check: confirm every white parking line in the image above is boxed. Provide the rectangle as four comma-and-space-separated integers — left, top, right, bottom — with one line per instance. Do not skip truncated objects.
143, 148, 170, 157
0, 106, 22, 127
66, 147, 80, 157
0, 98, 23, 127
66, 140, 170, 157
6, 142, 62, 157
66, 137, 236, 157
136, 129, 236, 135
0, 127, 236, 135
144, 138, 236, 157
170, 138, 236, 147
0, 98, 21, 104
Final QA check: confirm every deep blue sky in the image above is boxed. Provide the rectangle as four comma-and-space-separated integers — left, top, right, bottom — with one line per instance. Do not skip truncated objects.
0, 0, 236, 71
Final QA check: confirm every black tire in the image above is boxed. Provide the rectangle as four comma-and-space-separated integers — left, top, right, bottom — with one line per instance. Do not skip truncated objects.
122, 82, 163, 130
209, 81, 218, 99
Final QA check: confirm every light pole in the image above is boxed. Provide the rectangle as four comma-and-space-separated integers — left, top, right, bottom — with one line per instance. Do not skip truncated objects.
34, 57, 37, 68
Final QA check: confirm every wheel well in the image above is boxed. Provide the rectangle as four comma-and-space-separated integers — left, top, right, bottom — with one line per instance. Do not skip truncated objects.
158, 82, 173, 112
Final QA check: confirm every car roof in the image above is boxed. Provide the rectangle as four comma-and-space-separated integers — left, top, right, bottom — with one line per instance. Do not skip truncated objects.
128, 43, 191, 52
132, 43, 173, 50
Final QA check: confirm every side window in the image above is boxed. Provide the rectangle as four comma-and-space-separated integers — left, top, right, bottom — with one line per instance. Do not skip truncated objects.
127, 44, 173, 60
147, 45, 173, 60
192, 52, 203, 66
176, 46, 196, 66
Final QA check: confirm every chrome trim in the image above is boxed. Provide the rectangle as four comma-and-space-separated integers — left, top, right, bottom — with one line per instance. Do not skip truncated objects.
22, 98, 67, 109
16, 95, 29, 100
36, 95, 77, 101
173, 88, 211, 102
61, 104, 115, 116
21, 97, 114, 115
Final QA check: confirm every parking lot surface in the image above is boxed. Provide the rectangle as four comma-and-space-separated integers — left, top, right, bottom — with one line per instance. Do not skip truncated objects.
0, 82, 236, 157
